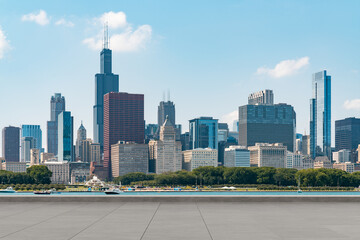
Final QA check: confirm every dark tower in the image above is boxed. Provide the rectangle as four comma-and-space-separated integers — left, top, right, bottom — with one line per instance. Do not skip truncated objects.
93, 24, 119, 153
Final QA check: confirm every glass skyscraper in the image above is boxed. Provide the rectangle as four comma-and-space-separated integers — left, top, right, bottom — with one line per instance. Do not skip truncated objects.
21, 125, 42, 151
310, 70, 331, 160
47, 93, 65, 155
189, 117, 218, 150
58, 111, 74, 162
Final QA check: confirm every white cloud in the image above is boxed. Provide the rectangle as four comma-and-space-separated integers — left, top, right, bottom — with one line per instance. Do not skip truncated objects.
0, 26, 10, 59
83, 11, 152, 52
344, 99, 360, 111
22, 10, 50, 26
55, 18, 74, 27
257, 57, 309, 78
220, 110, 238, 130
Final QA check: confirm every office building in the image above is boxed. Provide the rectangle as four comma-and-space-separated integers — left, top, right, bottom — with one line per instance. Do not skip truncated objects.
335, 118, 360, 153
93, 35, 119, 153
239, 103, 296, 151
310, 70, 331, 159
30, 148, 40, 166
149, 117, 182, 174
90, 143, 101, 163
58, 111, 74, 162
248, 89, 274, 105
1, 161, 26, 173
80, 139, 92, 163
182, 148, 218, 171
111, 141, 148, 178
333, 162, 355, 173
44, 161, 70, 184
20, 137, 36, 163
40, 152, 55, 163
21, 125, 42, 151
103, 92, 144, 178
189, 117, 218, 150
314, 156, 332, 169
158, 101, 175, 128
75, 123, 87, 159
180, 132, 190, 151
302, 135, 310, 156
248, 143, 287, 168
224, 146, 250, 167
286, 151, 304, 170
47, 93, 65, 155
145, 124, 158, 142
333, 149, 351, 163
2, 126, 20, 162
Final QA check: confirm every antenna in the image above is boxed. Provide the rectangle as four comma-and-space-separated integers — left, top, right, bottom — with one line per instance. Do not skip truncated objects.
167, 89, 170, 101
103, 22, 109, 49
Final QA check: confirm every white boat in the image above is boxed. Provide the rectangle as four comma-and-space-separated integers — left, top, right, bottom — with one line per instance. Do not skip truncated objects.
0, 187, 16, 193
105, 188, 123, 195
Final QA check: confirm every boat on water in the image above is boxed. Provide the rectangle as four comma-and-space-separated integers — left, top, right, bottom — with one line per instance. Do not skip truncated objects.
105, 188, 123, 195
0, 187, 16, 193
34, 190, 51, 195
50, 188, 61, 194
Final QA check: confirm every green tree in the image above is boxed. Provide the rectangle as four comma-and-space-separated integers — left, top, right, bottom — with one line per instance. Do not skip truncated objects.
26, 165, 52, 184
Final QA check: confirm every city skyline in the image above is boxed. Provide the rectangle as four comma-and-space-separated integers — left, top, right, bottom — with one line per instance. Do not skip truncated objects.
1, 1, 360, 155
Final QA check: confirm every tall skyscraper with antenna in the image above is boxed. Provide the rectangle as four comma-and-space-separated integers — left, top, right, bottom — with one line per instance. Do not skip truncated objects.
93, 24, 119, 153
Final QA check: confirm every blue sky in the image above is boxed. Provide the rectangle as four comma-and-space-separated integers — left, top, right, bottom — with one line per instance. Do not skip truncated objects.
0, 0, 360, 154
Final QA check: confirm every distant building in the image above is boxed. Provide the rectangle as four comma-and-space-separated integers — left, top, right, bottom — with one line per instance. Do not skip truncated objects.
58, 111, 74, 162
333, 149, 351, 163
248, 89, 274, 105
44, 161, 70, 184
90, 143, 101, 163
40, 152, 55, 163
149, 117, 182, 174
70, 162, 90, 184
224, 146, 250, 167
21, 125, 42, 151
20, 137, 36, 163
180, 132, 190, 151
80, 139, 92, 163
301, 135, 310, 156
333, 162, 355, 173
314, 157, 332, 169
189, 117, 218, 150
111, 141, 148, 178
335, 118, 360, 162
239, 104, 296, 152
103, 92, 144, 179
158, 101, 175, 128
2, 126, 20, 162
182, 148, 218, 171
75, 123, 87, 159
286, 151, 304, 170
302, 157, 314, 169
248, 143, 287, 168
30, 149, 40, 166
145, 124, 158, 142
310, 70, 331, 160
1, 161, 26, 173
47, 93, 65, 155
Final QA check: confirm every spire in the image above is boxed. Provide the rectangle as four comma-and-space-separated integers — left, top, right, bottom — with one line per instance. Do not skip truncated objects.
103, 22, 109, 49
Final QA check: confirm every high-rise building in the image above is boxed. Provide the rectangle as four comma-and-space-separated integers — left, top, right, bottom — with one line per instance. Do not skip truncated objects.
93, 36, 119, 153
248, 143, 287, 168
111, 141, 148, 177
2, 126, 20, 162
80, 139, 92, 163
224, 146, 250, 167
310, 70, 331, 160
239, 103, 296, 152
103, 92, 144, 178
332, 149, 351, 163
189, 117, 218, 150
335, 118, 360, 152
21, 125, 42, 151
90, 143, 101, 163
158, 101, 175, 128
47, 93, 65, 155
30, 148, 40, 166
286, 151, 304, 169
145, 124, 158, 143
248, 89, 274, 105
149, 117, 182, 174
301, 135, 310, 156
75, 123, 87, 159
20, 137, 36, 163
182, 148, 218, 171
58, 111, 74, 162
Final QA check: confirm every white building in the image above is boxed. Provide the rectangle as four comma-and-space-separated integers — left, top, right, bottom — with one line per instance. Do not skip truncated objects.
286, 151, 304, 169
1, 162, 27, 173
43, 161, 70, 184
333, 149, 351, 163
21, 137, 36, 163
182, 148, 218, 171
224, 146, 250, 167
333, 162, 355, 173
314, 157, 332, 169
248, 143, 287, 168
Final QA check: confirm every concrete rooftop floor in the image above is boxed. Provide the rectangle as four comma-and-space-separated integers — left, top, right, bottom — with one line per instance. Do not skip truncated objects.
0, 201, 359, 240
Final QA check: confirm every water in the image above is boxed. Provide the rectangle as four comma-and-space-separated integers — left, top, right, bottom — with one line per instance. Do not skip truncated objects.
1, 191, 360, 196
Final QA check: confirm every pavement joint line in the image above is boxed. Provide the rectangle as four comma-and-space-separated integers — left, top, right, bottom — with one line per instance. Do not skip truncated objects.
196, 202, 214, 240
139, 202, 161, 240
67, 203, 127, 240
0, 202, 88, 239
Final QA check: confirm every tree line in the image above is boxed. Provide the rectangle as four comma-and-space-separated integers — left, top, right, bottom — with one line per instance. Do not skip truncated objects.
0, 165, 52, 185
113, 166, 360, 187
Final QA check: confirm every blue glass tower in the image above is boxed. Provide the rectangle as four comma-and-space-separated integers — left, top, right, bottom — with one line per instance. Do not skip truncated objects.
21, 125, 42, 151
47, 93, 65, 155
93, 34, 119, 153
189, 117, 218, 150
310, 70, 331, 160
58, 111, 74, 162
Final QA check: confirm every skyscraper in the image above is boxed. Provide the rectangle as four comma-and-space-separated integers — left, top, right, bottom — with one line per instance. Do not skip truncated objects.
189, 117, 218, 150
310, 70, 331, 159
75, 123, 87, 159
335, 118, 360, 151
2, 126, 20, 162
58, 111, 74, 162
248, 89, 274, 105
20, 137, 36, 163
158, 101, 175, 127
47, 93, 65, 155
21, 125, 42, 151
238, 103, 296, 152
103, 92, 144, 178
93, 32, 119, 153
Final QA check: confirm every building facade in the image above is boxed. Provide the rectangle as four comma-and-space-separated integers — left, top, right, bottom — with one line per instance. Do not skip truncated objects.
20, 137, 36, 163
286, 151, 304, 170
182, 148, 218, 171
47, 93, 65, 155
75, 123, 87, 159
44, 161, 70, 184
248, 143, 287, 168
301, 135, 310, 156
248, 89, 274, 105
90, 143, 101, 163
21, 125, 42, 151
333, 162, 355, 173
58, 111, 74, 162
224, 146, 250, 167
335, 118, 360, 153
1, 162, 26, 172
310, 70, 331, 160
239, 104, 296, 152
189, 117, 218, 150
2, 126, 20, 162
111, 141, 148, 178
333, 149, 351, 163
